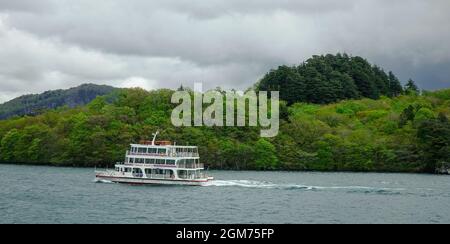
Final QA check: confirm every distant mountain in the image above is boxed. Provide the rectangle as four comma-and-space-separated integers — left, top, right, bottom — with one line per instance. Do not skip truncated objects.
0, 84, 118, 119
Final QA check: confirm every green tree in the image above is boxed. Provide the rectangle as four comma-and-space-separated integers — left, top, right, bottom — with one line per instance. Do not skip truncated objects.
388, 71, 404, 97
414, 108, 435, 124
405, 79, 420, 95
0, 129, 21, 162
257, 54, 401, 104
399, 105, 416, 127
417, 115, 450, 172
258, 65, 305, 105
254, 139, 278, 170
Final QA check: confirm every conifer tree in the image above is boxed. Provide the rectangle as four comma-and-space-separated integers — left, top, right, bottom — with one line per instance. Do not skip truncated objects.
405, 79, 420, 95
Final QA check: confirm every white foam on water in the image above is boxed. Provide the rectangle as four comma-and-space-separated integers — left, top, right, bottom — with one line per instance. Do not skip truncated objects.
205, 180, 406, 194
206, 180, 278, 188
94, 179, 114, 184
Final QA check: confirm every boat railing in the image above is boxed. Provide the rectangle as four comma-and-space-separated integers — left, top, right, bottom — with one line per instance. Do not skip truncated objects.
121, 162, 204, 169
95, 170, 116, 177
127, 151, 199, 158
173, 152, 200, 157
178, 173, 208, 180
176, 163, 204, 169
146, 174, 174, 180
127, 151, 169, 157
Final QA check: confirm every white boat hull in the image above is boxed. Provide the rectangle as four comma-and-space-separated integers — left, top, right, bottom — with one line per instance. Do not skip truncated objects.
95, 174, 213, 186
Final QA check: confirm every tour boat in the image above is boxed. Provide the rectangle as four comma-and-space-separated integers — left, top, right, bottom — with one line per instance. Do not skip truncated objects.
95, 132, 214, 186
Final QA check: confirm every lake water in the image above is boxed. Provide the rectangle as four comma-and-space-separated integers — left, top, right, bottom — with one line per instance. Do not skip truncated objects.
1, 164, 450, 224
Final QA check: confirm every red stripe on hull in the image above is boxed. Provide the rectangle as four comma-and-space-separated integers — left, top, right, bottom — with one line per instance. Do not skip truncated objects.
96, 175, 210, 183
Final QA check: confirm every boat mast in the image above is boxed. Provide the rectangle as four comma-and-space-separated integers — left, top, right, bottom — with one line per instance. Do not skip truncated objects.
151, 131, 159, 145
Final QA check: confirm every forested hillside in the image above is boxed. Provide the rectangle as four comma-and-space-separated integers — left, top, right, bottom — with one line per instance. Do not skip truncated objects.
0, 87, 448, 173
0, 84, 118, 119
257, 54, 407, 104
0, 54, 448, 173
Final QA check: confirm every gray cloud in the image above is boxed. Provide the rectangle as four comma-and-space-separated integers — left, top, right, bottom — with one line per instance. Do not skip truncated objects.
0, 0, 54, 13
0, 0, 449, 102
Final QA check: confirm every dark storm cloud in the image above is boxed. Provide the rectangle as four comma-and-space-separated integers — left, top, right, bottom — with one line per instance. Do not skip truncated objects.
0, 0, 449, 102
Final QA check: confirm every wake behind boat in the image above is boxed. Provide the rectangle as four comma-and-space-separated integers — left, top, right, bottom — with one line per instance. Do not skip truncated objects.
95, 132, 214, 186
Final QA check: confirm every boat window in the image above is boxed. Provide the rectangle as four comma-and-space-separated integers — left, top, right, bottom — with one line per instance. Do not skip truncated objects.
167, 160, 175, 165
124, 168, 131, 172
132, 168, 143, 177
149, 158, 155, 164
138, 147, 146, 153
156, 159, 165, 164
144, 158, 151, 164
178, 170, 187, 178
157, 148, 166, 154
149, 148, 157, 154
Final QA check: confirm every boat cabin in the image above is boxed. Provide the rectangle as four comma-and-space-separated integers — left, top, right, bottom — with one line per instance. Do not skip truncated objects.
95, 131, 213, 185
128, 144, 199, 157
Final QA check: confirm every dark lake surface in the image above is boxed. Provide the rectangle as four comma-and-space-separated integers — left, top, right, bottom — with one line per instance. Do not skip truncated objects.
1, 164, 449, 224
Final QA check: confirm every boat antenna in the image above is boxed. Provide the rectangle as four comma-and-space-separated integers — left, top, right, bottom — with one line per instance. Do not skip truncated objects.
151, 131, 159, 145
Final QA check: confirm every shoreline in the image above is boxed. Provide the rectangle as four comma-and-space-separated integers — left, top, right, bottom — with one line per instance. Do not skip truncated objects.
0, 162, 444, 175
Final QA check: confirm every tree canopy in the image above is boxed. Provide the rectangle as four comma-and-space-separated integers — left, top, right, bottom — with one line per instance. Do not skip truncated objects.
405, 79, 420, 95
0, 54, 448, 173
0, 87, 448, 173
257, 54, 404, 104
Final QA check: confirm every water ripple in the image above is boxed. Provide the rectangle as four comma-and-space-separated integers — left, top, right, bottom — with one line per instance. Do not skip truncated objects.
206, 180, 406, 195
2, 165, 450, 224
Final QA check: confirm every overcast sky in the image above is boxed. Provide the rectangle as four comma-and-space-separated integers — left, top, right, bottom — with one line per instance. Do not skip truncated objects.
0, 0, 449, 102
